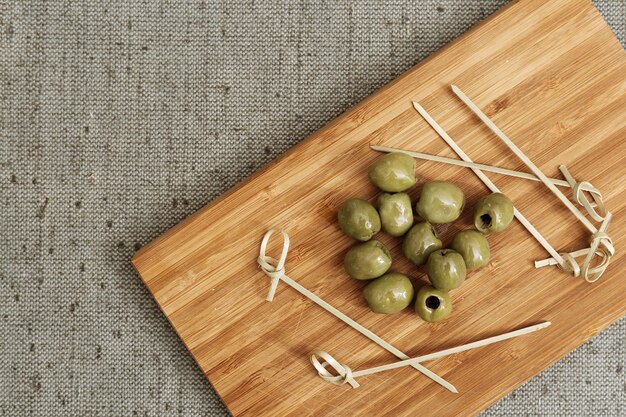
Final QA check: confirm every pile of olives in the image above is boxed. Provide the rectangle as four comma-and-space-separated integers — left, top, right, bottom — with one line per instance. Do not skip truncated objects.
338, 152, 514, 322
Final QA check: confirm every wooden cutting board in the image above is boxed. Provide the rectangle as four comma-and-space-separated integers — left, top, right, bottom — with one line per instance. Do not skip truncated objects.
132, 0, 626, 415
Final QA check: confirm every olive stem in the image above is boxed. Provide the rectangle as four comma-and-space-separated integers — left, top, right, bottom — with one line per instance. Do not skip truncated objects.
312, 322, 551, 387
411, 100, 566, 268
258, 229, 457, 393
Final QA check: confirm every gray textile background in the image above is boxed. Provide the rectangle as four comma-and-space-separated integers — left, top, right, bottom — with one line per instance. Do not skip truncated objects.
0, 0, 624, 416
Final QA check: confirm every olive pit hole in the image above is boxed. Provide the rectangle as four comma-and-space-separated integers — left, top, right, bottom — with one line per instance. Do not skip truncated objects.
480, 213, 492, 228
426, 295, 440, 310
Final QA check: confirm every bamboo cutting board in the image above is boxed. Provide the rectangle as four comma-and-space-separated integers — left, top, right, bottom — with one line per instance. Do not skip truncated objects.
132, 0, 626, 415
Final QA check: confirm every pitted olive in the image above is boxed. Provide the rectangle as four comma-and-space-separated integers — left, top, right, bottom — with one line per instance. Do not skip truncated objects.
344, 240, 392, 280
363, 272, 414, 314
474, 192, 514, 233
415, 286, 452, 322
450, 229, 490, 270
415, 181, 465, 224
378, 192, 413, 237
402, 222, 442, 266
338, 198, 381, 241
426, 249, 467, 291
368, 152, 417, 192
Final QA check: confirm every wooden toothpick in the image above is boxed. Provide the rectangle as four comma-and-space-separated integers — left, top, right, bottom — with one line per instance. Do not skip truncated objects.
450, 85, 614, 282
311, 322, 551, 388
451, 85, 598, 234
535, 248, 599, 268
410, 100, 566, 267
370, 145, 599, 198
257, 229, 457, 393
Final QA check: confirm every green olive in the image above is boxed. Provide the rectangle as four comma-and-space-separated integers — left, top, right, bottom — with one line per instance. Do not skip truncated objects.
415, 286, 452, 322
402, 222, 442, 266
368, 152, 417, 192
377, 193, 414, 237
363, 272, 414, 314
344, 240, 392, 280
415, 181, 465, 224
474, 192, 514, 233
338, 198, 381, 241
450, 229, 490, 270
426, 249, 467, 291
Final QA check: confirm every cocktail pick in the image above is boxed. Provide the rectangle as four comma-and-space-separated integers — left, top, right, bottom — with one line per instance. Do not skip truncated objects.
311, 322, 551, 389
535, 212, 614, 282
372, 142, 612, 279
409, 100, 567, 268
370, 145, 602, 213
559, 165, 606, 222
257, 229, 458, 393
450, 85, 614, 282
451, 85, 602, 234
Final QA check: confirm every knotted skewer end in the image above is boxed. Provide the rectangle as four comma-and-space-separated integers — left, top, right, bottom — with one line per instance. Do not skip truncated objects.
310, 350, 360, 389
257, 228, 290, 301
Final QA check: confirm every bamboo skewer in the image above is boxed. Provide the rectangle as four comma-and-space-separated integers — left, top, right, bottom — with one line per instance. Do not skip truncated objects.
559, 165, 606, 221
370, 145, 599, 199
410, 101, 566, 267
311, 322, 551, 388
535, 248, 602, 268
257, 229, 457, 393
450, 85, 614, 282
451, 85, 597, 234
372, 141, 610, 278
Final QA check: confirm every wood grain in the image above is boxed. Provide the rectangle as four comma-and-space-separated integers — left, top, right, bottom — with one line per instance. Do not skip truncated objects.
132, 0, 626, 415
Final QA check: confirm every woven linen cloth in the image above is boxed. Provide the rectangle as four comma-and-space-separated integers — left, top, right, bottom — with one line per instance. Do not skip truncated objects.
0, 1, 624, 416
